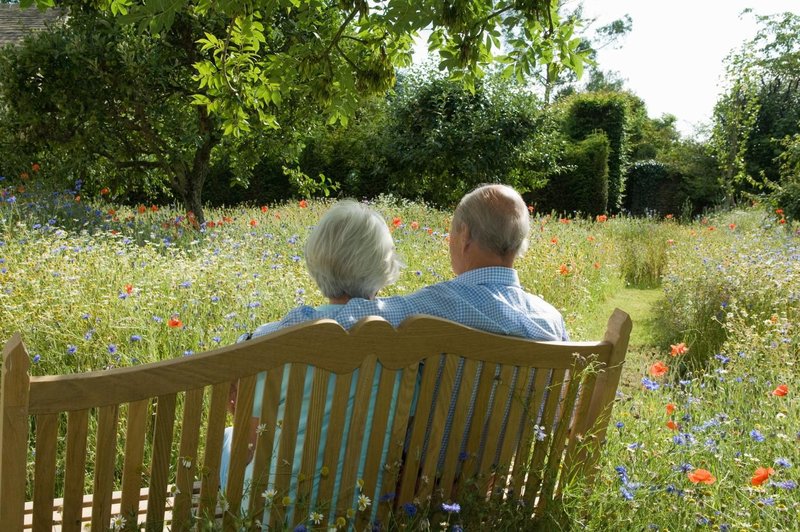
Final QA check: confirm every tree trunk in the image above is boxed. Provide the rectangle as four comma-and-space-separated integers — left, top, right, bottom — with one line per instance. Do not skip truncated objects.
172, 106, 219, 227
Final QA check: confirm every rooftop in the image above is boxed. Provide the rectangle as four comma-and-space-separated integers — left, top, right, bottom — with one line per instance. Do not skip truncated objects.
0, 3, 64, 48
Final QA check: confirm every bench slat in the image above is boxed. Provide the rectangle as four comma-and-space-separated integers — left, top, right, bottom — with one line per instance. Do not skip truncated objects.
314, 372, 352, 522
91, 404, 119, 530
146, 393, 177, 530
198, 382, 227, 520
173, 387, 204, 530
32, 413, 58, 531
120, 399, 148, 518
295, 367, 331, 525
62, 409, 89, 532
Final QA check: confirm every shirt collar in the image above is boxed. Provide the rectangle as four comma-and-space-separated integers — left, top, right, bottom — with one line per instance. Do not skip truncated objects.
453, 266, 521, 288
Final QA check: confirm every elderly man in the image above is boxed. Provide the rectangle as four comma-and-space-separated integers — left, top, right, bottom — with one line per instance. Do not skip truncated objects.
259, 183, 568, 341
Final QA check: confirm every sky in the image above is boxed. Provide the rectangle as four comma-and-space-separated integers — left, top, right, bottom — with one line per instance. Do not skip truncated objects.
578, 0, 798, 137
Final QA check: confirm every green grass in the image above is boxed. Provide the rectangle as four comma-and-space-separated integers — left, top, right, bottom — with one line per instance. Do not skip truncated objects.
1, 181, 798, 530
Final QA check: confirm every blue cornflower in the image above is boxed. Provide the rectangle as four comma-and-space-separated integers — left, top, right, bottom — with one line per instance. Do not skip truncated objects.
379, 492, 395, 503
152, 316, 163, 323
291, 255, 301, 262
183, 350, 194, 357
130, 335, 142, 342
442, 502, 461, 513
641, 377, 660, 391
770, 480, 797, 490
452, 526, 463, 532
67, 345, 77, 354
750, 429, 765, 442
32, 354, 41, 363
81, 313, 90, 319
458, 451, 469, 461
248, 302, 261, 308
402, 503, 417, 517
714, 353, 730, 365
179, 280, 192, 288
614, 465, 629, 484
760, 497, 775, 506
210, 295, 220, 302
118, 293, 128, 300
620, 486, 634, 500
615, 421, 624, 429
293, 526, 307, 532
697, 517, 709, 526
107, 344, 117, 354
287, 235, 298, 244
212, 336, 221, 343
296, 288, 305, 295
775, 458, 792, 468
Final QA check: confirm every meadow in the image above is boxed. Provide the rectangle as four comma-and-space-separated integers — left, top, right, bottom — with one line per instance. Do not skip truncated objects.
1, 179, 798, 530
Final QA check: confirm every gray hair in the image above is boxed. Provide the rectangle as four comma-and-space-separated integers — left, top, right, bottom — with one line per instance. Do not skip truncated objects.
452, 184, 530, 258
305, 200, 403, 300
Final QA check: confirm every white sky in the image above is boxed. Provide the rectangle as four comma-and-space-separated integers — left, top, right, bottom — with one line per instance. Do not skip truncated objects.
579, 0, 799, 137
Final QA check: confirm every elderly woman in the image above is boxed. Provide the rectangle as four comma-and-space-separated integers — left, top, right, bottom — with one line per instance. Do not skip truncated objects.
219, 199, 403, 519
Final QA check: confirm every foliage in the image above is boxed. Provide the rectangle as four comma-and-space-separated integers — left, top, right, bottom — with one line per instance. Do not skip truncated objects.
624, 160, 684, 217
539, 132, 608, 216
562, 91, 629, 213
711, 11, 800, 203
25, 0, 589, 140
766, 133, 800, 222
658, 138, 722, 216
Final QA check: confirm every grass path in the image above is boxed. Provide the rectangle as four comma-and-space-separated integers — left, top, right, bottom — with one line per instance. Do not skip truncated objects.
582, 286, 665, 390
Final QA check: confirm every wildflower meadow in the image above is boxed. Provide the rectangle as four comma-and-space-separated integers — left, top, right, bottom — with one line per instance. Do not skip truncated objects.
1, 176, 798, 530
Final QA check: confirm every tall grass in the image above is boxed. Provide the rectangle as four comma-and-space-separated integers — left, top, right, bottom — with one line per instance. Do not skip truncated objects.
2, 180, 798, 530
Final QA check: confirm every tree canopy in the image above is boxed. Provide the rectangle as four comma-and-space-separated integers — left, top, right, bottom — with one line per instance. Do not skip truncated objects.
26, 0, 589, 137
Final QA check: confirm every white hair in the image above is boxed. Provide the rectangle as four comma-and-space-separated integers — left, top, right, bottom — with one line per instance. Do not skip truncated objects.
305, 200, 403, 300
452, 184, 530, 258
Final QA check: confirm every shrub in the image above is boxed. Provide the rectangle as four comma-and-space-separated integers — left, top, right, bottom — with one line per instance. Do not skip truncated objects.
624, 160, 685, 217
539, 133, 609, 216
563, 92, 629, 213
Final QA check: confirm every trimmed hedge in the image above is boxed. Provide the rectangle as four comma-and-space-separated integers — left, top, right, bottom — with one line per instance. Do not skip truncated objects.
624, 160, 685, 217
563, 92, 629, 213
539, 133, 609, 216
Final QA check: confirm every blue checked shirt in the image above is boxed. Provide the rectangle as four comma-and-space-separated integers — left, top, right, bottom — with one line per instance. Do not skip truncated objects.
248, 266, 569, 341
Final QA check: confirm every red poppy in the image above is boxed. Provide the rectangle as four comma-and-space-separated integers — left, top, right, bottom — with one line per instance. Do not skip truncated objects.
665, 214, 673, 220
596, 214, 608, 223
249, 219, 258, 227
559, 264, 570, 276
559, 218, 570, 224
551, 237, 558, 245
649, 361, 669, 378
666, 403, 676, 415
776, 208, 784, 215
670, 343, 688, 357
729, 223, 736, 230
74, 195, 80, 202
593, 262, 601, 269
751, 467, 774, 486
261, 205, 268, 213
687, 468, 715, 485
17, 185, 26, 193
100, 187, 110, 195
587, 235, 595, 242
410, 221, 419, 230
779, 218, 786, 224
223, 216, 233, 223
31, 163, 41, 173
427, 228, 433, 235
772, 384, 789, 397
108, 209, 116, 216
708, 226, 715, 231
299, 200, 308, 208
666, 420, 678, 430
138, 205, 146, 214
527, 205, 534, 213
151, 205, 158, 212
392, 217, 402, 227
168, 317, 183, 328
206, 220, 216, 228
275, 213, 281, 220
20, 172, 29, 180
124, 284, 133, 295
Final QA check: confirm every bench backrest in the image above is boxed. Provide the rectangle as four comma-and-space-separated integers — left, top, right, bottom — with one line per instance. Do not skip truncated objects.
1, 310, 631, 530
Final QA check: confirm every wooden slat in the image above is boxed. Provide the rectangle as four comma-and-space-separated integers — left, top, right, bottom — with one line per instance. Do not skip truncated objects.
0, 333, 31, 531
336, 356, 377, 517
524, 369, 566, 508
496, 367, 533, 491
223, 374, 257, 526
172, 388, 204, 531
416, 355, 459, 504
357, 365, 398, 527
536, 361, 584, 517
119, 399, 149, 519
315, 373, 353, 517
32, 413, 58, 531
270, 364, 307, 530
438, 359, 480, 500
459, 362, 495, 480
145, 393, 177, 531
559, 359, 601, 495
198, 383, 228, 520
25, 317, 608, 415
397, 355, 442, 505
511, 368, 546, 498
91, 405, 119, 530
295, 368, 331, 524
375, 364, 418, 526
62, 409, 89, 532
248, 367, 284, 520
478, 365, 516, 484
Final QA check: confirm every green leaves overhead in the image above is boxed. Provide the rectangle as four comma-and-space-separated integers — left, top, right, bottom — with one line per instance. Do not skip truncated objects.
35, 0, 586, 136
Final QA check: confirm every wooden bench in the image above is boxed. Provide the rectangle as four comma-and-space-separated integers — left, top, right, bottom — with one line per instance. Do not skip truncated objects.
1, 310, 631, 531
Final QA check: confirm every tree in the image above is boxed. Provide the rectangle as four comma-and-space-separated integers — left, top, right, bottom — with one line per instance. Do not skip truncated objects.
711, 11, 800, 203
12, 0, 588, 220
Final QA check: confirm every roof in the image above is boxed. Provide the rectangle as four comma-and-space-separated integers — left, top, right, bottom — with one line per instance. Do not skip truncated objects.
0, 4, 64, 47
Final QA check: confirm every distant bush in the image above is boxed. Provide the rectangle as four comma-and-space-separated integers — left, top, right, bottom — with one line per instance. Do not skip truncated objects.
624, 160, 684, 217
539, 133, 609, 216
563, 92, 629, 213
